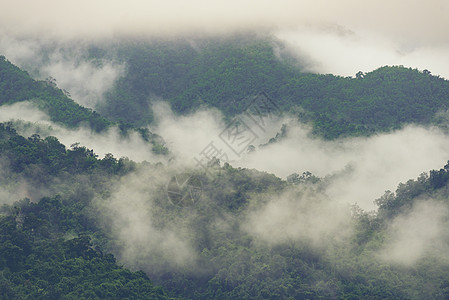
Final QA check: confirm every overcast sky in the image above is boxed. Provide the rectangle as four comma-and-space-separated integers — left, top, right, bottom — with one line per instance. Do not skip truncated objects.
1, 0, 448, 77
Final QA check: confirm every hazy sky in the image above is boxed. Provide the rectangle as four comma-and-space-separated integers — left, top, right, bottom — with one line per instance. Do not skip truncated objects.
1, 0, 449, 77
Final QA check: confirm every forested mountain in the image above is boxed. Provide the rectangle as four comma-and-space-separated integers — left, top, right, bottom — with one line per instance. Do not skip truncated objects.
97, 37, 449, 138
4, 37, 449, 140
0, 123, 170, 298
1, 120, 449, 299
0, 56, 111, 132
0, 56, 167, 155
2, 36, 449, 299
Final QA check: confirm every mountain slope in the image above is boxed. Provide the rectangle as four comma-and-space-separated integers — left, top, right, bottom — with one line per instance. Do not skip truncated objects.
1, 120, 449, 298
0, 55, 111, 132
99, 37, 449, 138
0, 56, 168, 155
2, 37, 449, 299
0, 123, 172, 299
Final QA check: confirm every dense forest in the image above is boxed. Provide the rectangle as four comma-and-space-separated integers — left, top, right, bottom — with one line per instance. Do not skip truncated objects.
0, 56, 111, 132
1, 120, 449, 299
0, 124, 169, 298
0, 56, 167, 155
1, 36, 449, 299
95, 37, 449, 138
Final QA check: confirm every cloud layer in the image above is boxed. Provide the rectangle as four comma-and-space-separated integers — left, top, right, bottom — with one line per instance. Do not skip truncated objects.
149, 104, 449, 210
380, 200, 449, 266
3, 101, 449, 211
1, 0, 449, 77
1, 1, 448, 40
0, 102, 158, 162
0, 37, 124, 108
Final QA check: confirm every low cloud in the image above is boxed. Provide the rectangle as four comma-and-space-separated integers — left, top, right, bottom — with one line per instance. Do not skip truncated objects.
0, 102, 158, 162
275, 27, 449, 78
152, 101, 284, 168
0, 158, 30, 205
1, 0, 449, 78
94, 167, 198, 273
234, 122, 449, 210
243, 186, 353, 247
40, 56, 124, 109
0, 37, 124, 109
148, 103, 449, 211
379, 200, 449, 266
4, 101, 449, 211
1, 0, 448, 42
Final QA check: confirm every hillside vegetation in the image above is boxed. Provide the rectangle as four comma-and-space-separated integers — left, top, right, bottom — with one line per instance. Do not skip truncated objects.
0, 56, 111, 132
99, 37, 449, 138
2, 37, 449, 298
0, 121, 448, 298
0, 56, 168, 155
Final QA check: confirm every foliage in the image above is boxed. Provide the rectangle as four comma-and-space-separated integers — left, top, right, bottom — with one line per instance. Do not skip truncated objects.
3, 34, 449, 298
0, 122, 171, 299
0, 56, 111, 132
0, 123, 134, 177
98, 37, 449, 139
1, 119, 449, 298
0, 202, 170, 299
375, 161, 449, 218
0, 56, 168, 154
